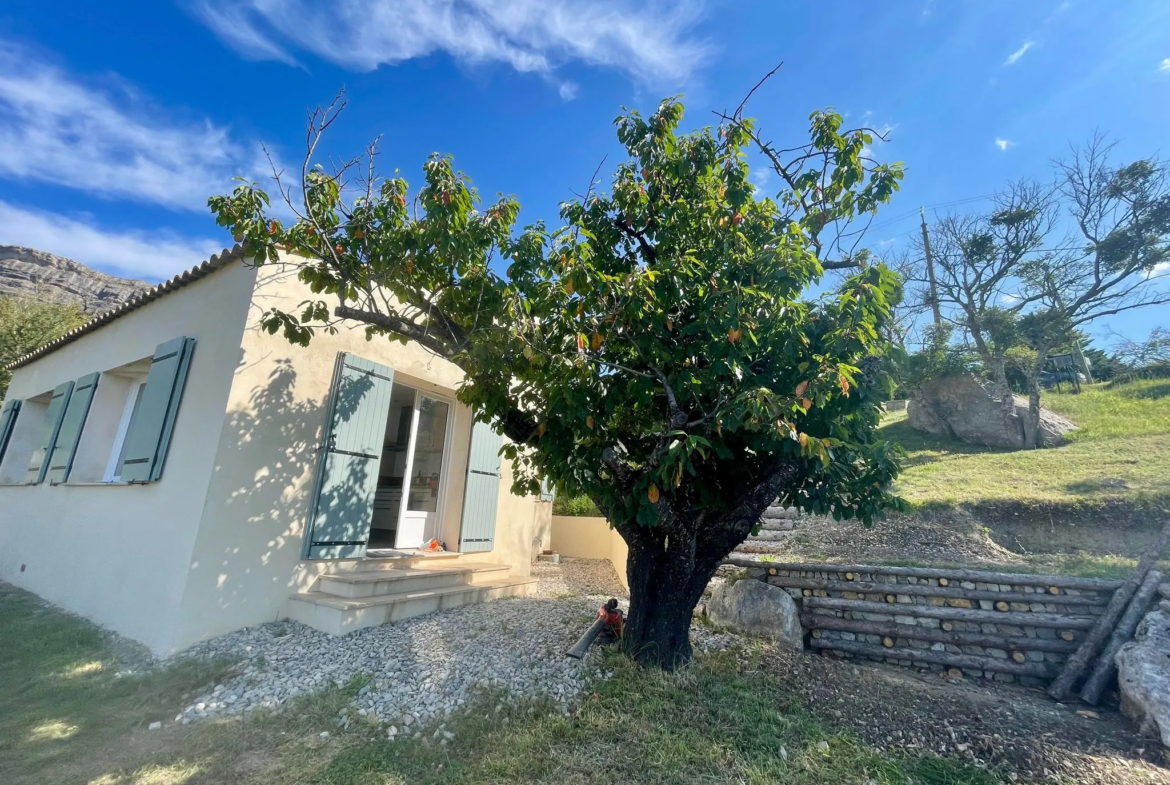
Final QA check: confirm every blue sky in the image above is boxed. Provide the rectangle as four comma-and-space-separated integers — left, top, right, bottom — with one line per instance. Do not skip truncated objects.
0, 0, 1167, 346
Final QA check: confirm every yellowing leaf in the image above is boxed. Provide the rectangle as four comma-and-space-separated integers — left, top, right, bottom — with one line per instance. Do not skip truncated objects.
800, 398, 812, 412
565, 278, 575, 295
586, 416, 595, 430
798, 432, 809, 448
577, 334, 586, 351
647, 484, 660, 504
592, 332, 602, 351
794, 380, 809, 397
839, 374, 850, 396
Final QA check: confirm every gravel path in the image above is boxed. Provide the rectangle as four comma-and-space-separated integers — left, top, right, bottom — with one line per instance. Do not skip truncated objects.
175, 558, 733, 732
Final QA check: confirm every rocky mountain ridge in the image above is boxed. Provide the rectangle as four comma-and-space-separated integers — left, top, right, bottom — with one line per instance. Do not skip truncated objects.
0, 245, 149, 314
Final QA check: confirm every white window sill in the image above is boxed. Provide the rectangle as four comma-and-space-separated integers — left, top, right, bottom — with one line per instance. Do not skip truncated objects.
58, 481, 138, 487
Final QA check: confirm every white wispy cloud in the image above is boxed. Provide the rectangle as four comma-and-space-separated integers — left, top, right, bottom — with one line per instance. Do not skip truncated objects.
751, 168, 770, 189
1004, 40, 1033, 66
995, 138, 1014, 151
0, 201, 223, 280
1160, 58, 1170, 72
558, 81, 579, 101
191, 0, 711, 88
0, 41, 270, 211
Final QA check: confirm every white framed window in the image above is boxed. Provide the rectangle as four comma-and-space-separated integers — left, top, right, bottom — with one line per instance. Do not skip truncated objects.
103, 381, 145, 483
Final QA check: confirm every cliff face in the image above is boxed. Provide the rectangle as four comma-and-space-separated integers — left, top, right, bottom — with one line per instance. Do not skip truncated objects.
0, 245, 149, 314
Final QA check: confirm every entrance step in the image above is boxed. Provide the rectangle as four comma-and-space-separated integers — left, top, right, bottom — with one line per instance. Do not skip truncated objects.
317, 562, 513, 599
319, 551, 464, 574
284, 576, 537, 636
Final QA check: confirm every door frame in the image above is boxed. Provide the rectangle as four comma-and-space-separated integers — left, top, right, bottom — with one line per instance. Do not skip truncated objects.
393, 388, 457, 549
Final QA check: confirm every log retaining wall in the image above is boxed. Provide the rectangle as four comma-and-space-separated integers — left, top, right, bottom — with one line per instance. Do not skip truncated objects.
725, 558, 1123, 687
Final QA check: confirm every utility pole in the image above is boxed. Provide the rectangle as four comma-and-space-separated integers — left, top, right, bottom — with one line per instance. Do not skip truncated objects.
919, 208, 943, 327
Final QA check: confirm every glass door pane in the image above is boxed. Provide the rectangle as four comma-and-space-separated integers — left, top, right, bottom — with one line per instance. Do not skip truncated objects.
394, 395, 451, 548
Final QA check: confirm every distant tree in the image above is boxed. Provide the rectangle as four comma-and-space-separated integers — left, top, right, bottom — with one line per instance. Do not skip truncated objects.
1108, 327, 1170, 370
1010, 136, 1170, 445
905, 135, 1170, 448
908, 181, 1056, 434
211, 93, 906, 668
0, 297, 88, 397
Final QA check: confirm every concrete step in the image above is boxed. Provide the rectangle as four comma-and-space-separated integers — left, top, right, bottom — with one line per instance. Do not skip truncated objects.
326, 551, 464, 573
760, 506, 797, 520
284, 576, 538, 636
317, 562, 513, 599
757, 521, 795, 533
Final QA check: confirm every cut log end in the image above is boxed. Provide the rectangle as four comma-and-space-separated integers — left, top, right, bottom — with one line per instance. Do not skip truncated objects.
995, 601, 1010, 612
1059, 630, 1076, 642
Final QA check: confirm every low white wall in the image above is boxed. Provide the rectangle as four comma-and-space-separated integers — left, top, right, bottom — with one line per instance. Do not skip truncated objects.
551, 515, 628, 592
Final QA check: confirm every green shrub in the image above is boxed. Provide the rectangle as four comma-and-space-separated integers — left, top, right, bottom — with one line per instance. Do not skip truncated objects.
552, 493, 602, 517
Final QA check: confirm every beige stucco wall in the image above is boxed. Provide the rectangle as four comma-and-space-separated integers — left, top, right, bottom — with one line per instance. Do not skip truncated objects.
171, 259, 552, 650
0, 261, 258, 654
551, 515, 629, 591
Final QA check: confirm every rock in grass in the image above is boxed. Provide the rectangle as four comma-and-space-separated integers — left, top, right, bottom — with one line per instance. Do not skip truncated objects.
907, 373, 1076, 449
706, 578, 803, 649
1116, 610, 1170, 748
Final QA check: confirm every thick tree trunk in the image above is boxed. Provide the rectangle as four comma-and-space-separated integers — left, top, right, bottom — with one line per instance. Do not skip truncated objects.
619, 526, 719, 669
603, 462, 800, 670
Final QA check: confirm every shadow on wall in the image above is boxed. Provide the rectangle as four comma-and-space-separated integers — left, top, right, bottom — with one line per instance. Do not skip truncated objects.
183, 358, 378, 637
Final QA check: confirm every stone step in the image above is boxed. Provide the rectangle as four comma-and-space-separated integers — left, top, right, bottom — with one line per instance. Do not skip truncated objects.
760, 507, 798, 520
284, 576, 538, 636
746, 530, 791, 542
317, 562, 513, 599
734, 540, 792, 555
758, 521, 795, 533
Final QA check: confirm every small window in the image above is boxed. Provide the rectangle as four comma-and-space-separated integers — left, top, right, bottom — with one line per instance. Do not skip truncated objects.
68, 357, 151, 483
104, 381, 145, 482
0, 392, 51, 484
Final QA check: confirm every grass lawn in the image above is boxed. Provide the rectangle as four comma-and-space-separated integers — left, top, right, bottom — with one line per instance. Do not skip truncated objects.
880, 378, 1170, 510
0, 581, 996, 785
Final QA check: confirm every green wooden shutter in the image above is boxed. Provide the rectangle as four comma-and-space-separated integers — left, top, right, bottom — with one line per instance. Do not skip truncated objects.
540, 477, 556, 503
26, 381, 73, 484
0, 399, 21, 466
305, 352, 394, 559
46, 372, 100, 484
459, 419, 504, 553
120, 337, 196, 483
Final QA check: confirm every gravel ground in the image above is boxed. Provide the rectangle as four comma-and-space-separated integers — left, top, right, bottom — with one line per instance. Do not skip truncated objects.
763, 645, 1170, 784
174, 558, 732, 732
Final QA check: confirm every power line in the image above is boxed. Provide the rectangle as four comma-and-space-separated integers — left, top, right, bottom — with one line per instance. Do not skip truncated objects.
869, 194, 994, 232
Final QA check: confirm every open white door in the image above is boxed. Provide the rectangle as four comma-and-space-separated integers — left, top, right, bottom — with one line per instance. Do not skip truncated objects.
394, 392, 452, 548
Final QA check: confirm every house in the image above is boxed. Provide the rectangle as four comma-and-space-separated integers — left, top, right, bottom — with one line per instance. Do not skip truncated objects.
0, 247, 552, 656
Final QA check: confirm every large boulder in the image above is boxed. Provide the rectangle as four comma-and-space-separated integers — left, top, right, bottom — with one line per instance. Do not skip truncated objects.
906, 373, 1076, 449
706, 577, 803, 649
1116, 610, 1170, 748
